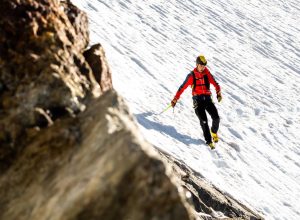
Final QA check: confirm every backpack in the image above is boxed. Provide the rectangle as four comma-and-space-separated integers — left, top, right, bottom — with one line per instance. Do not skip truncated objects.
191, 71, 210, 92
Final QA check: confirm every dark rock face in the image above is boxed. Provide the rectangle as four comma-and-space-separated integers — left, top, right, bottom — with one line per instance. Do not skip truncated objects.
61, 0, 89, 52
158, 151, 264, 219
84, 43, 113, 94
0, 0, 101, 169
0, 90, 191, 220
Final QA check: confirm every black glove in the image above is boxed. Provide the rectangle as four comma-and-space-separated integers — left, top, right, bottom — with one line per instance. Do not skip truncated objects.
217, 92, 222, 102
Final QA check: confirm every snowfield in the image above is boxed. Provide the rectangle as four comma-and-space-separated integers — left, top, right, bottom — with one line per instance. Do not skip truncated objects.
72, 0, 300, 219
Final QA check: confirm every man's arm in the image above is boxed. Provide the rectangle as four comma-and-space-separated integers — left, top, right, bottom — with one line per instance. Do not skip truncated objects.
171, 73, 193, 107
207, 69, 220, 93
207, 69, 222, 102
174, 73, 193, 100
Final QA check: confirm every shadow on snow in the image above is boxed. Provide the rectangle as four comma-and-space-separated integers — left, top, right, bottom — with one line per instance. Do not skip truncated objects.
135, 112, 204, 146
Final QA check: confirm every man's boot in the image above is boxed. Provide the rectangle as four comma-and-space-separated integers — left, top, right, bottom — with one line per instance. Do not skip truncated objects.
211, 131, 219, 143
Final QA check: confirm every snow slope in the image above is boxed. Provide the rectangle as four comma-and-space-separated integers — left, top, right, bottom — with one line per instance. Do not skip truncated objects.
72, 0, 300, 219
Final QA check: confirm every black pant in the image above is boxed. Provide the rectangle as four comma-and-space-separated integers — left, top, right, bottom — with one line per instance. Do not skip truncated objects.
193, 95, 220, 143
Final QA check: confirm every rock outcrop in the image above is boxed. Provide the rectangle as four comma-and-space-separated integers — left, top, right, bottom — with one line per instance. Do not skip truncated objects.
0, 90, 192, 220
0, 0, 264, 219
157, 150, 264, 219
0, 0, 97, 169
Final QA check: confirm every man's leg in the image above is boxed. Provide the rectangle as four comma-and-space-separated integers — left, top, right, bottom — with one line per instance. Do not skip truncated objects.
194, 103, 212, 143
206, 101, 220, 134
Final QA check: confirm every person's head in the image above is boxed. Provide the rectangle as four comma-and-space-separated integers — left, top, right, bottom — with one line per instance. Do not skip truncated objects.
196, 55, 207, 72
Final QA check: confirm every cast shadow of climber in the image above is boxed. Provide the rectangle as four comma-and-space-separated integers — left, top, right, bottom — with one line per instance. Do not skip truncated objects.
135, 112, 204, 146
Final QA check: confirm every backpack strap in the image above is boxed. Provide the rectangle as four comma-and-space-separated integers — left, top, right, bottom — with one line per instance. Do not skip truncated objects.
204, 75, 210, 90
192, 71, 196, 92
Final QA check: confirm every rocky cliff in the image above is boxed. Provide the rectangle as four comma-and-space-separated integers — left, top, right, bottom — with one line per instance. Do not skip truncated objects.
0, 0, 263, 219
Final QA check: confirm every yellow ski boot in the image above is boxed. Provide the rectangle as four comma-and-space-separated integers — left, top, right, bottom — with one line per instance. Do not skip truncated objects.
211, 131, 219, 143
207, 142, 215, 150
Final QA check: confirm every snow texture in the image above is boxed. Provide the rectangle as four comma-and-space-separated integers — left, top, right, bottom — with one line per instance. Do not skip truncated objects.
72, 0, 300, 219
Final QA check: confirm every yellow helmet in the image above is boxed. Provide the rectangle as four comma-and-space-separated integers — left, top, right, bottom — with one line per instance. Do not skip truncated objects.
196, 55, 207, 65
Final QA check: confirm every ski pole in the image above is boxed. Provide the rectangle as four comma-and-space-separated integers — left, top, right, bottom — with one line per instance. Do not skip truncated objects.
158, 104, 172, 115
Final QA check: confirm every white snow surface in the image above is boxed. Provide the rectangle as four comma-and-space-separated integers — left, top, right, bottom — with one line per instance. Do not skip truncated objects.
72, 0, 300, 219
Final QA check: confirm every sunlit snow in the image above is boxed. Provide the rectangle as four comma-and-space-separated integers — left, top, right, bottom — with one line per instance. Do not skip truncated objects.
72, 0, 300, 219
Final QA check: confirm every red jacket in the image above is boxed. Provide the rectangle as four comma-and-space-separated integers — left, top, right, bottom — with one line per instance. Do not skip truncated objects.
174, 67, 220, 100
